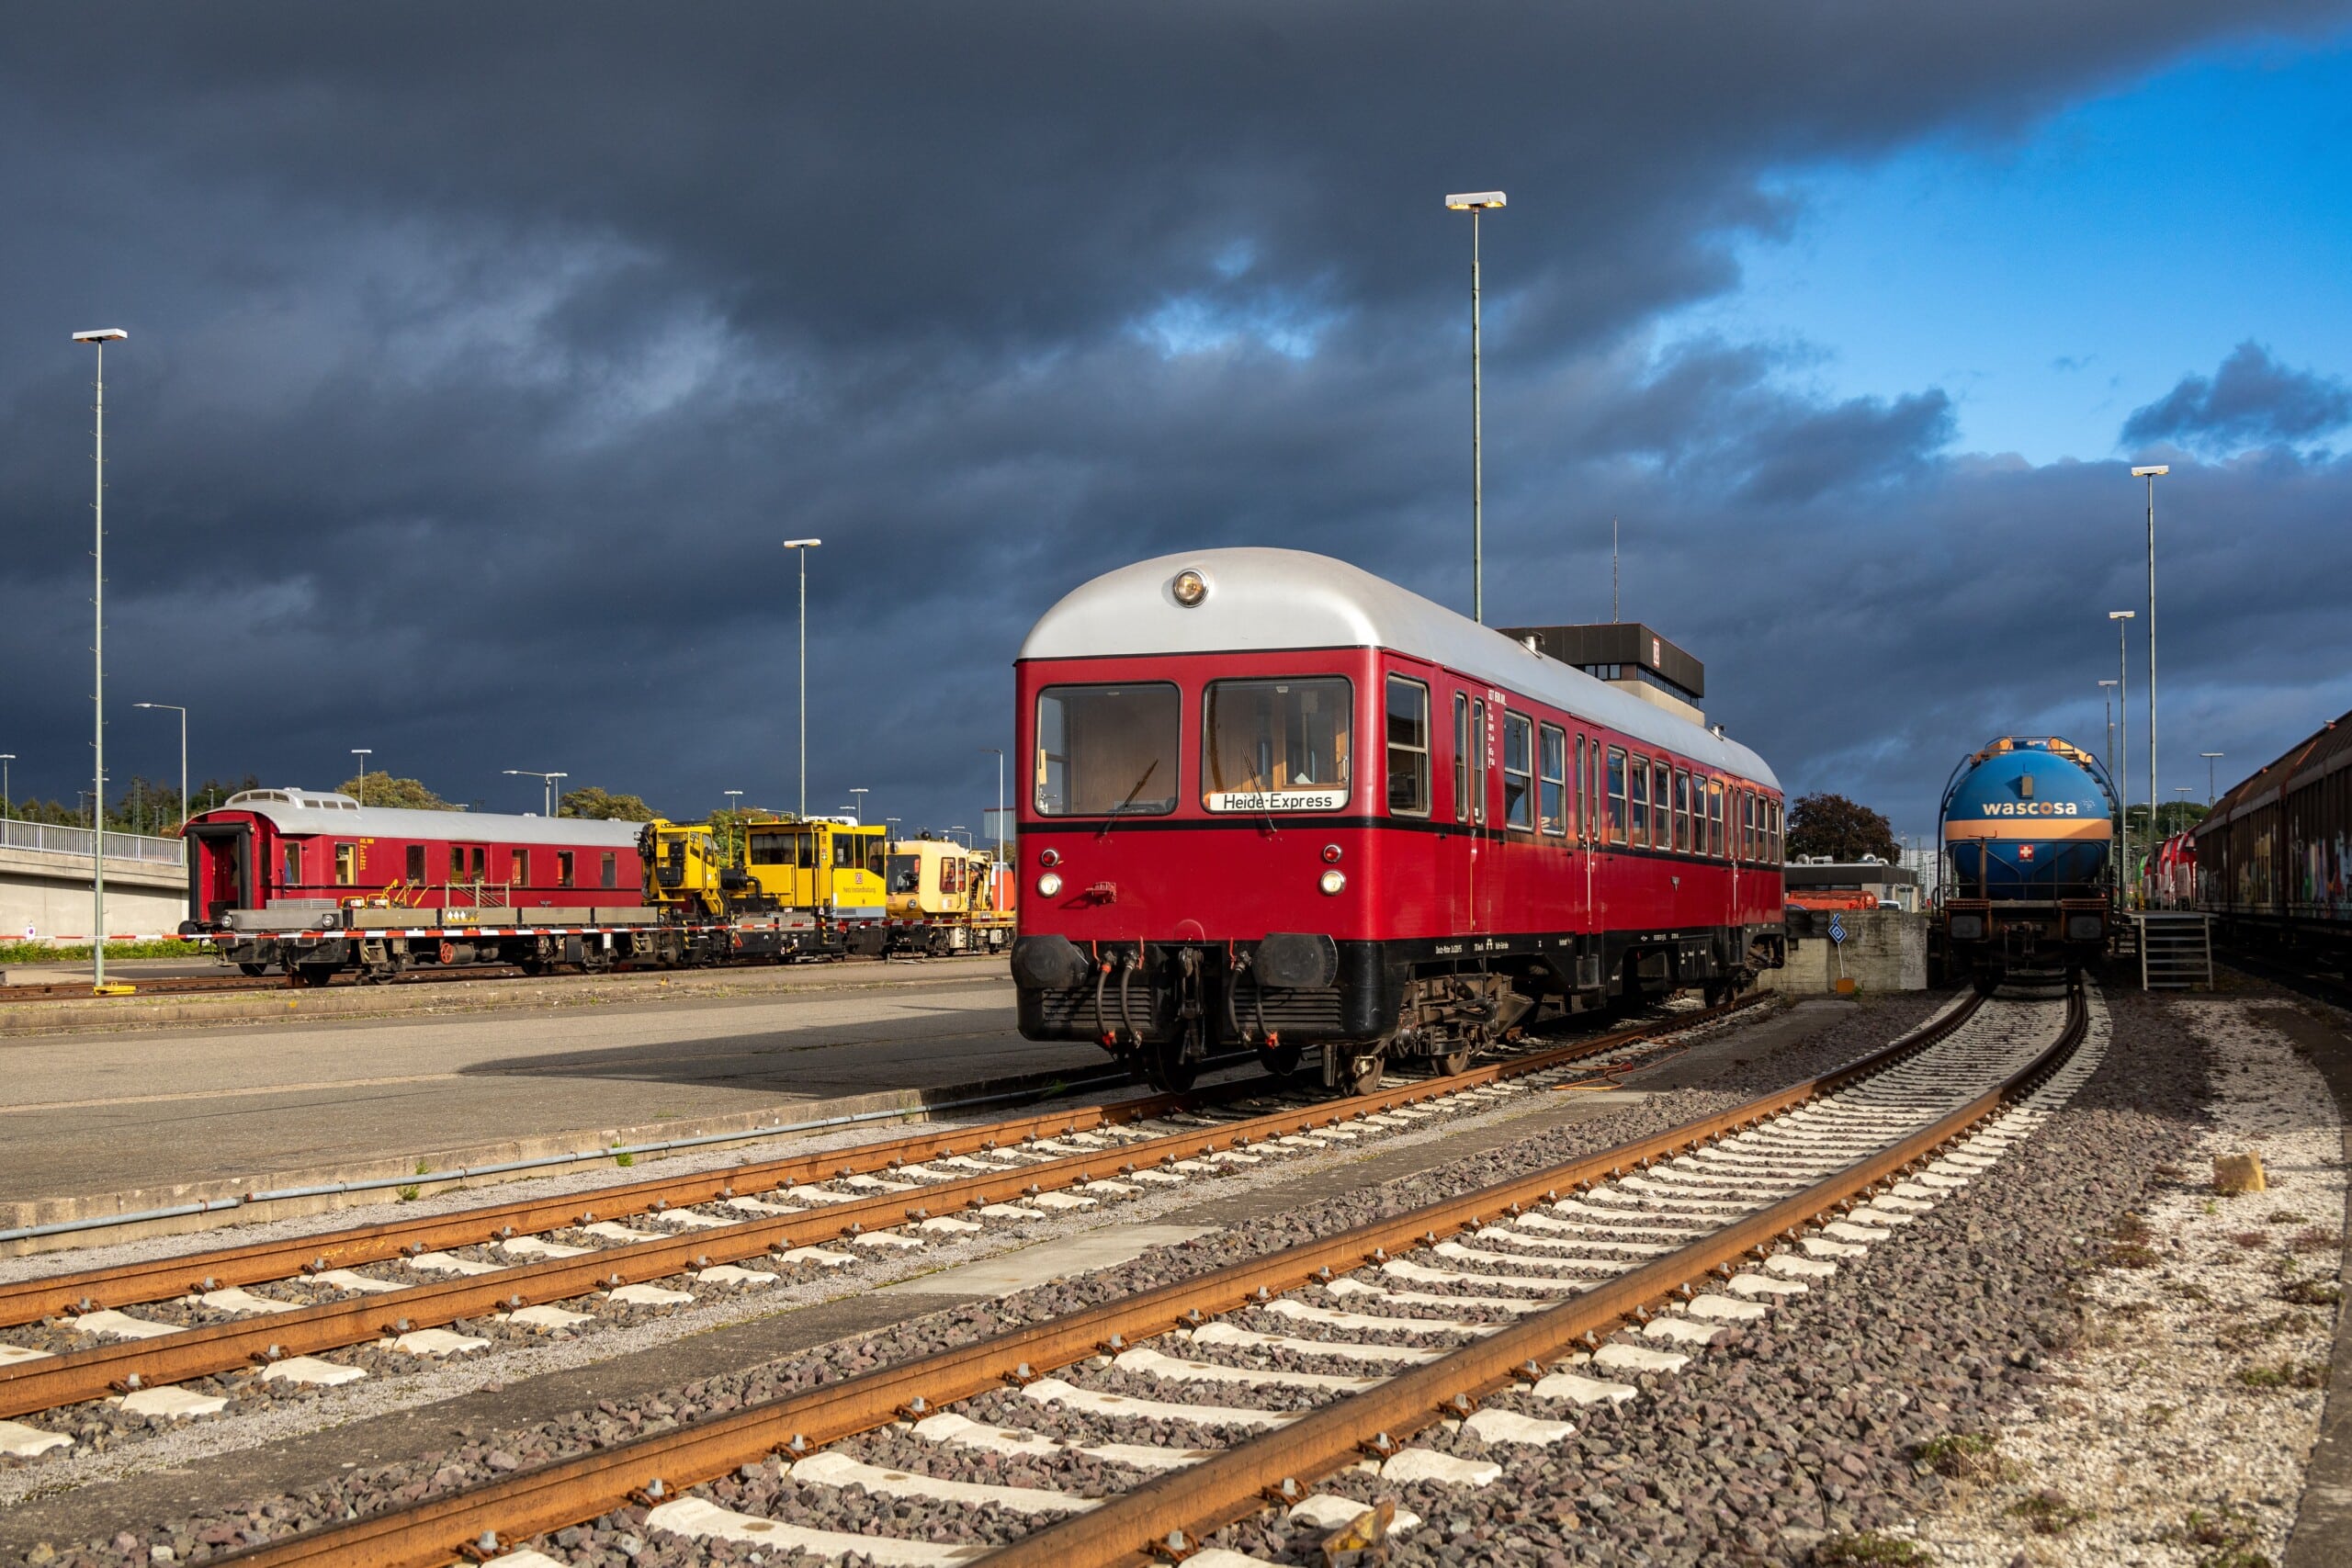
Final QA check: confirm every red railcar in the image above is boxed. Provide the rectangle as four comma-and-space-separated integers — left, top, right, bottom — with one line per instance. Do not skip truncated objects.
182, 790, 650, 981
1010, 549, 1786, 1092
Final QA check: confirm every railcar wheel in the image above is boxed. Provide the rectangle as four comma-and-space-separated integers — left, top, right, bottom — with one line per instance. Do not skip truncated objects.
1343, 1047, 1386, 1097
1142, 1042, 1198, 1094
237, 962, 269, 977
288, 963, 337, 988
1434, 1043, 1474, 1077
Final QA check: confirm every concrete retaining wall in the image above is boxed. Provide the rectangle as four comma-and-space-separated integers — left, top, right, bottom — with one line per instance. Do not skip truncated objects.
0, 845, 187, 940
1764, 908, 1928, 993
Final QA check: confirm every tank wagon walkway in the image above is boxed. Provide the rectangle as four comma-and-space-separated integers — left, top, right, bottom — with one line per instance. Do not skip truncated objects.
0, 964, 1089, 1223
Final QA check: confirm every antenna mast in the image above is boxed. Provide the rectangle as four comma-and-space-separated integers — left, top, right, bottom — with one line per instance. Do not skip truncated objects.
1611, 517, 1620, 622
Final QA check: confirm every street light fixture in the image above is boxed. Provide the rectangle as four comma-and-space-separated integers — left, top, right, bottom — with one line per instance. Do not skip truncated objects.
2132, 464, 2168, 865
783, 539, 822, 818
348, 749, 374, 807
503, 769, 569, 817
2200, 751, 2223, 807
133, 704, 187, 831
74, 327, 127, 993
724, 789, 743, 816
946, 825, 974, 849
1445, 190, 1505, 624
848, 786, 868, 826
2109, 611, 2134, 904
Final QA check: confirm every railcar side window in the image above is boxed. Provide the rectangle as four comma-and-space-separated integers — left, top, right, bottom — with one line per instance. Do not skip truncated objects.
406, 844, 426, 884
1630, 755, 1650, 846
557, 851, 575, 887
1574, 735, 1588, 840
1035, 682, 1182, 818
1652, 762, 1670, 850
513, 850, 531, 887
1202, 677, 1352, 812
334, 842, 356, 884
282, 842, 302, 887
602, 852, 618, 889
1607, 747, 1629, 845
1502, 713, 1534, 831
1453, 694, 1470, 822
1385, 676, 1430, 817
1708, 780, 1725, 857
1673, 770, 1691, 853
1540, 724, 1566, 836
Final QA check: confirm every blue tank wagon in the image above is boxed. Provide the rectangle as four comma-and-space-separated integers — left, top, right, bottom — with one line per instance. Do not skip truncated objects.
1939, 736, 2117, 979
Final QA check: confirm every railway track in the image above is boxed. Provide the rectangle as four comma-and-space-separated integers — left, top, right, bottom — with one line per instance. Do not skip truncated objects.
0, 997, 1762, 1458
150, 983, 2093, 1566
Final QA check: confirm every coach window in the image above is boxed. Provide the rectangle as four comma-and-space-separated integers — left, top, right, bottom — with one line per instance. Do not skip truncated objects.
1606, 747, 1629, 845
1203, 677, 1352, 811
1574, 735, 1588, 840
602, 852, 618, 888
1708, 780, 1725, 858
281, 842, 302, 887
1452, 694, 1470, 822
1385, 676, 1430, 816
1770, 801, 1784, 864
406, 844, 425, 884
1035, 682, 1181, 818
448, 846, 465, 883
512, 849, 531, 887
1502, 712, 1534, 830
1673, 770, 1690, 852
557, 851, 575, 888
1652, 761, 1671, 849
1629, 755, 1650, 847
1539, 724, 1566, 836
334, 842, 356, 885
1469, 700, 1487, 825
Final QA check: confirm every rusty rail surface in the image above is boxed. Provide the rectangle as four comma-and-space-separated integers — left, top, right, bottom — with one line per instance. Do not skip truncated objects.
202, 991, 1987, 1567
0, 998, 1768, 1416
991, 985, 2082, 1566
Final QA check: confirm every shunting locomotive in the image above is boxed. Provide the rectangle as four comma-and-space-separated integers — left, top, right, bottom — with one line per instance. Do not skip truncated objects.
1009, 548, 1786, 1094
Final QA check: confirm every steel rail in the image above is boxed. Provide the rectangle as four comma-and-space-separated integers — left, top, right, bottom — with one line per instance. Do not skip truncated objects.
992, 984, 2082, 1566
203, 990, 1978, 1567
0, 998, 1766, 1416
0, 997, 1763, 1328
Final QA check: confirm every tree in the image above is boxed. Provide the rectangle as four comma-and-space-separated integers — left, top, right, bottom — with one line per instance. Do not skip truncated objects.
337, 771, 455, 810
559, 785, 658, 821
1785, 792, 1900, 863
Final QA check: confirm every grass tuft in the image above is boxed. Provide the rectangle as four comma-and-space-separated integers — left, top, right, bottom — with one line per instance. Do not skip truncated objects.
1914, 1433, 2014, 1483
2279, 1277, 2344, 1307
1814, 1534, 1932, 1566
2289, 1227, 2342, 1255
2235, 1359, 2326, 1390
2267, 1210, 2310, 1225
2007, 1491, 2095, 1535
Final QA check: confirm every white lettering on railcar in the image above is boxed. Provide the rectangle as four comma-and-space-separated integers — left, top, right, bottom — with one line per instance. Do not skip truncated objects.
1976, 802, 2080, 817
1204, 790, 1346, 813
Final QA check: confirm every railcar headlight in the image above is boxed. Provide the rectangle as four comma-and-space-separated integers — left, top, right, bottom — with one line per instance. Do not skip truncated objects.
1170, 569, 1209, 607
1318, 869, 1346, 896
1037, 872, 1064, 898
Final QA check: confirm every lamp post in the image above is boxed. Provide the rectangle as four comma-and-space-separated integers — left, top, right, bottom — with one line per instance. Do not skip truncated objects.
2109, 611, 2134, 904
2132, 464, 2168, 863
0, 754, 13, 822
783, 539, 822, 818
1444, 191, 1506, 624
133, 703, 187, 831
946, 825, 974, 849
503, 769, 567, 817
74, 328, 127, 992
981, 747, 1005, 867
2098, 681, 2118, 784
2200, 751, 2223, 807
349, 749, 372, 805
848, 786, 868, 826
724, 789, 743, 818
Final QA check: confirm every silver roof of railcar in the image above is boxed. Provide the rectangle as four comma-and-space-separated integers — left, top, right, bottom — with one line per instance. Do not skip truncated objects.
212, 790, 644, 846
1019, 547, 1780, 788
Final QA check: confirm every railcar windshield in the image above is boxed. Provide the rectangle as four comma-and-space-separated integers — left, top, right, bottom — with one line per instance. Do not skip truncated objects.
1201, 677, 1352, 812
1035, 682, 1182, 817
888, 853, 922, 894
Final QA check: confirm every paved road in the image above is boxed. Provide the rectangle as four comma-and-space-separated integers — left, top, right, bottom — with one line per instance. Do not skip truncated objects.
0, 974, 1096, 1201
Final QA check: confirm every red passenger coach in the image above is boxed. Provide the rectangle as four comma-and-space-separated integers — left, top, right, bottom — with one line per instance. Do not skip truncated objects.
1010, 549, 1786, 1093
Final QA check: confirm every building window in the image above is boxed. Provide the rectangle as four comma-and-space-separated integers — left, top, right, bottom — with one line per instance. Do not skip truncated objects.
512, 850, 530, 887
602, 852, 617, 888
1606, 747, 1629, 845
1502, 712, 1534, 830
1539, 724, 1566, 836
334, 842, 356, 884
1385, 675, 1430, 816
1673, 770, 1690, 853
406, 844, 425, 884
557, 851, 575, 887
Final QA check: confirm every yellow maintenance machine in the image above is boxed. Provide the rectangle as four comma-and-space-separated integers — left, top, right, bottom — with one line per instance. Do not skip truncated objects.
638, 814, 888, 959
883, 836, 1016, 955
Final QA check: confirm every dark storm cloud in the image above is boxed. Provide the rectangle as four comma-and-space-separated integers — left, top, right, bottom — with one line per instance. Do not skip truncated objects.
0, 2, 2346, 839
2122, 341, 2352, 452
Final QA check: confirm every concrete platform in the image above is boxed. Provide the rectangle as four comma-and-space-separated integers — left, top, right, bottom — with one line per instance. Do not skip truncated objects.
0, 965, 1109, 1246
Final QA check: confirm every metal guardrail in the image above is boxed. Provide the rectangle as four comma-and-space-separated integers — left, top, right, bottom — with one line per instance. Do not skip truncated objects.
0, 818, 185, 868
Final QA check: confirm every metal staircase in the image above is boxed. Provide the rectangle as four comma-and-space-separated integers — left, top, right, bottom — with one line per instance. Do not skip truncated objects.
2135, 911, 2211, 990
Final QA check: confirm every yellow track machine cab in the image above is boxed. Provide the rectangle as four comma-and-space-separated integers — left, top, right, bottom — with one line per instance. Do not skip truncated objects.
636, 815, 887, 958
884, 836, 1014, 955
744, 818, 888, 954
